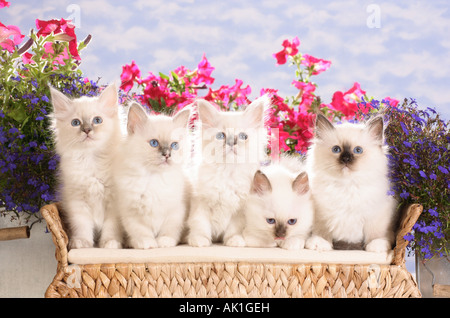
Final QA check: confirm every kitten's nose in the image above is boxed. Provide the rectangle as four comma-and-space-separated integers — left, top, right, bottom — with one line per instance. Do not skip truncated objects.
226, 135, 237, 147
274, 224, 286, 239
81, 126, 92, 134
340, 151, 353, 164
161, 147, 171, 158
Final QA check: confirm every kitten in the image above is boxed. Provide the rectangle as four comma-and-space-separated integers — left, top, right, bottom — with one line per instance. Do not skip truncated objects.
305, 114, 397, 252
186, 96, 269, 247
49, 84, 122, 249
107, 102, 191, 249
242, 156, 313, 250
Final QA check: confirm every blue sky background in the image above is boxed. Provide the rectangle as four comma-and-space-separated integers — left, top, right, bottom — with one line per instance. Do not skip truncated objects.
1, 0, 449, 120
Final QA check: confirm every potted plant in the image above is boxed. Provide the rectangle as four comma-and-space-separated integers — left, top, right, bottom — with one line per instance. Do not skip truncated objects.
382, 99, 449, 297
0, 16, 98, 232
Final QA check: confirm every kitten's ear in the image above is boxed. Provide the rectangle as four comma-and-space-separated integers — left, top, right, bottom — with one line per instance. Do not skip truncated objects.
98, 83, 118, 117
315, 113, 335, 139
251, 170, 272, 196
243, 95, 269, 128
366, 116, 384, 144
173, 106, 191, 128
292, 172, 309, 195
49, 86, 72, 117
197, 99, 219, 128
127, 103, 148, 134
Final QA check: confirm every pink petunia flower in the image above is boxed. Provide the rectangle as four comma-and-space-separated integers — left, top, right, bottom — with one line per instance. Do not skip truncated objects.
35, 18, 80, 60
384, 97, 399, 107
301, 54, 331, 75
273, 36, 300, 65
193, 53, 215, 85
0, 0, 10, 8
0, 22, 24, 52
330, 82, 367, 118
22, 52, 35, 64
292, 80, 316, 95
120, 60, 141, 92
205, 79, 251, 108
292, 80, 316, 109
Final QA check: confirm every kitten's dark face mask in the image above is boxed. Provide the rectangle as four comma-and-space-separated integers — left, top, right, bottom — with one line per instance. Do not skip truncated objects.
330, 143, 366, 169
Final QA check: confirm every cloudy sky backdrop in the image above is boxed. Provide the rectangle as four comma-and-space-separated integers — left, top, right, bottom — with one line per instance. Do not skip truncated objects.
2, 0, 449, 119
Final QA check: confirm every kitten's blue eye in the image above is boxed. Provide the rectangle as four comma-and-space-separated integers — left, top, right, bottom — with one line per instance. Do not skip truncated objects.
287, 219, 297, 225
353, 146, 363, 154
71, 119, 81, 127
332, 145, 341, 153
93, 116, 103, 124
149, 139, 159, 147
238, 132, 248, 140
266, 218, 276, 225
216, 132, 225, 140
170, 142, 179, 150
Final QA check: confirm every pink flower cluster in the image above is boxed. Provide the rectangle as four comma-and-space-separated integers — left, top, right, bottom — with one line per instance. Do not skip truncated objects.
120, 54, 252, 111
0, 22, 24, 53
35, 18, 80, 61
273, 36, 300, 65
268, 36, 398, 153
118, 35, 401, 154
262, 88, 315, 153
120, 36, 399, 153
0, 14, 82, 67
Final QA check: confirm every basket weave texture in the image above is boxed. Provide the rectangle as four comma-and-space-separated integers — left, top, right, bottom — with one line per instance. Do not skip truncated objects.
41, 203, 422, 298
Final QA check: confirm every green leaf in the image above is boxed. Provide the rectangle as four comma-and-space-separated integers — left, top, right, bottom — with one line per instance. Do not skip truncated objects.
6, 105, 27, 123
159, 72, 170, 81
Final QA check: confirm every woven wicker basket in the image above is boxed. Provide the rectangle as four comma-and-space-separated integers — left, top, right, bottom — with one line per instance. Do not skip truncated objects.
41, 203, 422, 298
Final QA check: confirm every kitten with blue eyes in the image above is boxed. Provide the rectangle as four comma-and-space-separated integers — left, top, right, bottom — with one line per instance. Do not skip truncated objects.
305, 114, 397, 252
186, 97, 269, 247
100, 102, 191, 249
241, 156, 314, 250
49, 84, 122, 249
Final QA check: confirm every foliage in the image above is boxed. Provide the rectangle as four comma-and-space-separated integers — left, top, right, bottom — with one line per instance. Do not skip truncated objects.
0, 14, 97, 221
382, 98, 449, 259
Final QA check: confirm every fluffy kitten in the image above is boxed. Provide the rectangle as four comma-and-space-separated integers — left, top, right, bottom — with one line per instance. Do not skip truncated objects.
242, 157, 314, 250
305, 114, 397, 252
106, 103, 191, 249
49, 84, 122, 249
186, 96, 269, 247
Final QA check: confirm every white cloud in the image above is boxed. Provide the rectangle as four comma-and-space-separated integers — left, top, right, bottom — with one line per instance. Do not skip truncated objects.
88, 24, 160, 52
79, 0, 132, 24
146, 48, 196, 73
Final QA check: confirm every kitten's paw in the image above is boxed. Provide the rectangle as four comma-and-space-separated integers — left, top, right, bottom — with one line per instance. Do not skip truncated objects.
100, 240, 122, 249
187, 235, 211, 247
281, 237, 305, 250
305, 235, 333, 251
69, 238, 93, 249
224, 235, 246, 247
365, 238, 391, 253
157, 236, 178, 248
129, 237, 158, 249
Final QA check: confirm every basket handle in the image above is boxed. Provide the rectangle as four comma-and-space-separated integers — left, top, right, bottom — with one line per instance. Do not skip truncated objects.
40, 203, 69, 269
0, 226, 30, 241
392, 203, 423, 266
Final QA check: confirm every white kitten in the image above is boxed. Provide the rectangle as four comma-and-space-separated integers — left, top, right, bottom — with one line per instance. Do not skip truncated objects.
186, 96, 269, 247
106, 103, 191, 249
242, 156, 314, 250
49, 84, 122, 249
305, 114, 396, 252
